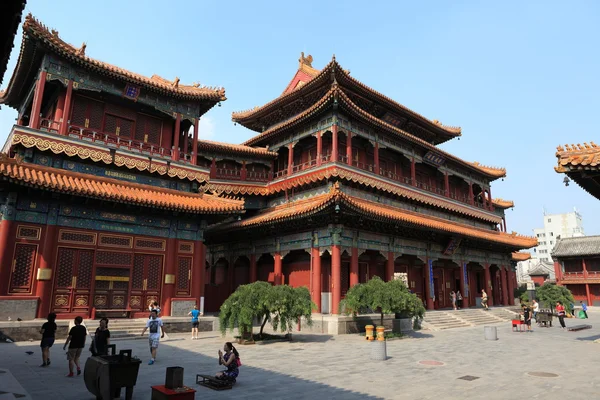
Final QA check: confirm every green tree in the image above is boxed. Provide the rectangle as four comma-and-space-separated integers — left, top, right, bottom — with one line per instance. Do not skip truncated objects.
219, 281, 271, 338
339, 276, 426, 326
535, 283, 575, 312
220, 282, 316, 339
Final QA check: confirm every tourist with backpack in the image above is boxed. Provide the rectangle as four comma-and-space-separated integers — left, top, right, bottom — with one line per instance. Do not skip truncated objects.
580, 301, 589, 319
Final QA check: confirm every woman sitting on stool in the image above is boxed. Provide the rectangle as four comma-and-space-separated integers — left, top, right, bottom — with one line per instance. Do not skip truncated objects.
216, 342, 240, 382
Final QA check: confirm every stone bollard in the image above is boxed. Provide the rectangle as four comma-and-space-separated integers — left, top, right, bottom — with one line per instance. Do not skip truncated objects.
484, 326, 498, 341
370, 340, 387, 361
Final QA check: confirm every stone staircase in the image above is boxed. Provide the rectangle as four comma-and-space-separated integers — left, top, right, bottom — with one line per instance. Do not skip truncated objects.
422, 311, 471, 330
103, 319, 151, 341
423, 307, 520, 331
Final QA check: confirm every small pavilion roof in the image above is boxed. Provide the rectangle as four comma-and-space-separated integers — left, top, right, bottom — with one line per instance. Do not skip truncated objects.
209, 185, 537, 249
0, 156, 243, 214
197, 140, 277, 158
1, 14, 226, 107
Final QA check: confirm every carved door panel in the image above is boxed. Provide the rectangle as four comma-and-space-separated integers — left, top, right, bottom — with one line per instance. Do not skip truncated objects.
70, 95, 103, 130
104, 114, 134, 138
9, 243, 37, 294
53, 248, 94, 313
129, 254, 163, 312
93, 267, 131, 309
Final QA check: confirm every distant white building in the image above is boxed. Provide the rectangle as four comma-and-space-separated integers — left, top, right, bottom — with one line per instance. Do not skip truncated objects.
517, 209, 584, 284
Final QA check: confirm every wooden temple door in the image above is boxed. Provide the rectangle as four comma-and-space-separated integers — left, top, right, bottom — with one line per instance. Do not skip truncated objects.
8, 243, 38, 294
53, 248, 94, 314
93, 267, 131, 310
130, 254, 163, 317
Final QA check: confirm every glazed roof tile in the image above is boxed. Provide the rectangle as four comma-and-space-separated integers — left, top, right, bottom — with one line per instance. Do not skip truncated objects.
233, 56, 460, 137
492, 198, 514, 209
0, 157, 243, 214
1, 14, 225, 103
512, 252, 531, 262
197, 140, 277, 158
0, 1, 26, 85
211, 186, 536, 249
555, 142, 600, 172
552, 236, 600, 258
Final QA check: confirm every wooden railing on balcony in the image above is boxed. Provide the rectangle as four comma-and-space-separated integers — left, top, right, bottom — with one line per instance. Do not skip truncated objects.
246, 171, 270, 182
215, 168, 241, 180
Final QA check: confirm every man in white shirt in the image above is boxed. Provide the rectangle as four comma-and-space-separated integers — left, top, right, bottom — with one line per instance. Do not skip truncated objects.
532, 299, 540, 323
141, 309, 165, 365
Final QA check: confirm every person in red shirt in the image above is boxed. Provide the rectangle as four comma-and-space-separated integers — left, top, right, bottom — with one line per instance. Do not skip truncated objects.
555, 302, 567, 329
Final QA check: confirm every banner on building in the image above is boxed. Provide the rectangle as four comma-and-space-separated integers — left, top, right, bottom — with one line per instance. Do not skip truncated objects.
428, 259, 434, 299
443, 238, 462, 256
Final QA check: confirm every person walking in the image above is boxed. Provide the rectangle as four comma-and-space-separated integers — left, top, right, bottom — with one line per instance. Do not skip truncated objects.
523, 303, 533, 332
63, 316, 87, 377
91, 318, 111, 356
450, 291, 457, 310
481, 289, 489, 311
556, 301, 567, 329
188, 305, 202, 340
532, 299, 540, 324
141, 309, 165, 365
569, 302, 575, 317
456, 291, 463, 310
39, 313, 57, 367
580, 301, 589, 319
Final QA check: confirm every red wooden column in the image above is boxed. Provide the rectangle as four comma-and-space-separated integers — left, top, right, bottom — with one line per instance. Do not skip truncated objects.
350, 247, 359, 287
386, 251, 394, 282
582, 258, 589, 279
274, 252, 282, 285
459, 262, 469, 308
192, 241, 205, 302
192, 118, 199, 165
374, 142, 380, 174
249, 254, 257, 283
60, 80, 74, 134
183, 131, 189, 161
331, 125, 338, 162
500, 266, 508, 306
0, 220, 14, 296
346, 132, 352, 165
423, 260, 434, 310
210, 158, 217, 179
410, 158, 416, 186
172, 113, 181, 161
35, 225, 58, 318
161, 238, 178, 316
484, 264, 493, 306
331, 245, 341, 314
311, 247, 321, 312
227, 256, 235, 295
316, 132, 323, 166
30, 70, 47, 129
502, 218, 507, 233
468, 182, 475, 205
585, 283, 592, 307
53, 91, 66, 132
287, 143, 294, 176
488, 187, 494, 211
444, 172, 450, 197
241, 161, 247, 181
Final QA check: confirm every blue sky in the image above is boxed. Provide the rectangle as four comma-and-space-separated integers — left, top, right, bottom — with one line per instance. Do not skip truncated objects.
1, 1, 599, 238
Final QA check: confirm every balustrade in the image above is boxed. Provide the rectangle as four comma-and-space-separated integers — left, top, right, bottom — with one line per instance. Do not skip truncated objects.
215, 168, 241, 180
246, 171, 270, 182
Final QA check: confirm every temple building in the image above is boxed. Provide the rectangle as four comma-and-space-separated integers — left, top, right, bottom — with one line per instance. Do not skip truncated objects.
552, 143, 600, 306
0, 15, 536, 321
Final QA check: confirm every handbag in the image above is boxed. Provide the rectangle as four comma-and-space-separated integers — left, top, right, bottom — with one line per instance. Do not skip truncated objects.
236, 357, 242, 367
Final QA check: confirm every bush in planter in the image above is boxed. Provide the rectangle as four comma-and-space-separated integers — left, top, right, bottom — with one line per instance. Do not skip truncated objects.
535, 283, 575, 312
339, 276, 425, 327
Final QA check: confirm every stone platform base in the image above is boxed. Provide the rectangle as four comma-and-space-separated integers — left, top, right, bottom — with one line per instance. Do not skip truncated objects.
299, 314, 415, 335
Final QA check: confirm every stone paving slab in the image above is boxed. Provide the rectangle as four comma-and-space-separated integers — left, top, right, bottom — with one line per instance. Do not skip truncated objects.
0, 314, 598, 399
0, 368, 31, 399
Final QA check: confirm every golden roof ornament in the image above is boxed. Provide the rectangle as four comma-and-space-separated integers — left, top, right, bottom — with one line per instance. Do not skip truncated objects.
299, 52, 313, 68
173, 77, 180, 88
77, 42, 86, 56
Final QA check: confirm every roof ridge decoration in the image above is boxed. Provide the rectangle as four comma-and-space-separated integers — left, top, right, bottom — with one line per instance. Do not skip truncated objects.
197, 139, 277, 157
491, 198, 514, 208
469, 162, 507, 178
555, 140, 600, 172
2, 14, 226, 102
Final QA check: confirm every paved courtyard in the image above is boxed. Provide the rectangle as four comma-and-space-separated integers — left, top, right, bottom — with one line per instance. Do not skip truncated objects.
0, 310, 598, 400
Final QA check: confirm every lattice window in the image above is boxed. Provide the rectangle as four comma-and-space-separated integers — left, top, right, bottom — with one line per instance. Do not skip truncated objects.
146, 256, 162, 290
9, 244, 37, 293
88, 101, 104, 130
95, 267, 130, 277
177, 257, 192, 292
56, 248, 76, 288
132, 256, 145, 290
104, 115, 117, 134
71, 97, 87, 127
135, 238, 166, 251
95, 251, 133, 266
76, 250, 94, 289
105, 103, 136, 120
16, 226, 41, 240
178, 242, 193, 254
59, 230, 96, 245
99, 234, 133, 248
